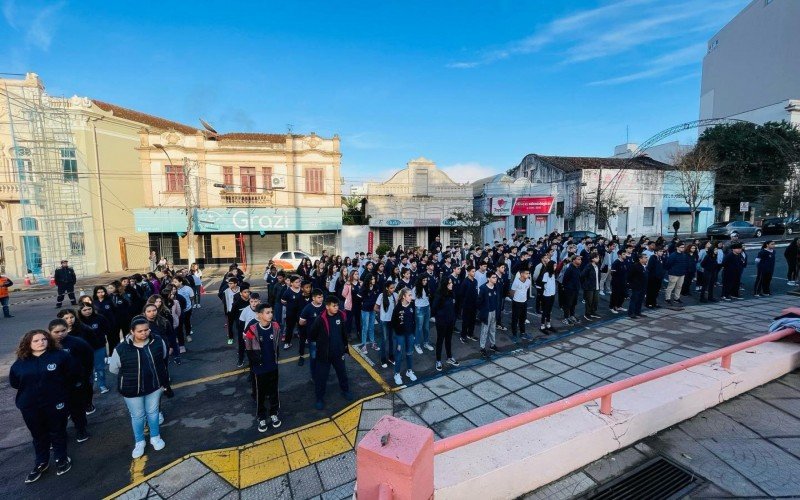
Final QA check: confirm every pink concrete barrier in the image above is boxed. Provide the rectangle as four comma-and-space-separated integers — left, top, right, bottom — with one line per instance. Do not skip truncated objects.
355, 327, 798, 497
356, 415, 434, 500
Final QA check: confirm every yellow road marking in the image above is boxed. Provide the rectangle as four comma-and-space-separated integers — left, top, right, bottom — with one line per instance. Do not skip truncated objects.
350, 346, 393, 392
129, 456, 147, 482
170, 355, 300, 389
107, 393, 385, 499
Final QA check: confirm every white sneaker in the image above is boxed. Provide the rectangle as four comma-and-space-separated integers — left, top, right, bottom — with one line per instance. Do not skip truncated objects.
393, 373, 403, 385
132, 441, 146, 459
414, 345, 423, 354
406, 369, 417, 382
430, 317, 436, 323
159, 412, 164, 425
525, 319, 530, 324
789, 281, 797, 286
423, 342, 434, 351
150, 436, 165, 451
599, 291, 606, 296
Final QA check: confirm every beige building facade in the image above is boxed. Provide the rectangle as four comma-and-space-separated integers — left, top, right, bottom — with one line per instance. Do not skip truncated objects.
135, 121, 342, 267
0, 73, 148, 279
365, 157, 472, 250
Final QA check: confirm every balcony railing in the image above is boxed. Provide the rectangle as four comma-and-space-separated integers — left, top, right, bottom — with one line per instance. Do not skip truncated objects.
0, 181, 20, 200
220, 190, 273, 206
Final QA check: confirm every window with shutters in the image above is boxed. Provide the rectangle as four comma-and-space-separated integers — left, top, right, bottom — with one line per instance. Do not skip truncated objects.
165, 165, 184, 192
223, 166, 233, 189
305, 167, 324, 194
241, 167, 256, 193
262, 166, 273, 190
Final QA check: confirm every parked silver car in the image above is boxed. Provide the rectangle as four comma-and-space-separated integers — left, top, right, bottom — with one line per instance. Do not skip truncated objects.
705, 220, 762, 239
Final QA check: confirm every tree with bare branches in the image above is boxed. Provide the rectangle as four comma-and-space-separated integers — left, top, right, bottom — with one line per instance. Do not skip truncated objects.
670, 144, 717, 237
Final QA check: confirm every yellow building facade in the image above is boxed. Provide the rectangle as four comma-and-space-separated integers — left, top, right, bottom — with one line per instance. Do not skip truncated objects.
0, 73, 148, 279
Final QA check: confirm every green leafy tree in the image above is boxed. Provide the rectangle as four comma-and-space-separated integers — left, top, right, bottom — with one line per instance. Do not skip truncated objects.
449, 209, 499, 245
698, 121, 800, 213
341, 196, 368, 225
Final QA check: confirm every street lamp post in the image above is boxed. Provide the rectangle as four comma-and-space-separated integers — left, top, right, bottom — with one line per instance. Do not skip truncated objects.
154, 144, 196, 266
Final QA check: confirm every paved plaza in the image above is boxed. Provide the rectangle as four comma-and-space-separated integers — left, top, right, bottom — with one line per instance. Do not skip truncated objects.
108, 293, 798, 499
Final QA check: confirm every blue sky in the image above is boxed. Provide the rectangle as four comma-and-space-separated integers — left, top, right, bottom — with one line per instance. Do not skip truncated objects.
1, 0, 750, 183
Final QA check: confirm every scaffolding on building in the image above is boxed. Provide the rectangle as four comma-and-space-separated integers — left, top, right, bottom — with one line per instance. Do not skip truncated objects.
1, 81, 86, 280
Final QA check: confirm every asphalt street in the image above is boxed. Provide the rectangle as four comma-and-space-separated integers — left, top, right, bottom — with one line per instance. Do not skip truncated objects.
0, 246, 797, 499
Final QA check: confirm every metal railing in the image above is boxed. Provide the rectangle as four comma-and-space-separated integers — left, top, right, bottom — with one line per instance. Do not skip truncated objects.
219, 190, 272, 206
433, 327, 798, 455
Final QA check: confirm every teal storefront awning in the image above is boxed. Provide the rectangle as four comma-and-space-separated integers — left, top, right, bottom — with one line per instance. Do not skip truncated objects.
134, 207, 343, 233
667, 206, 713, 214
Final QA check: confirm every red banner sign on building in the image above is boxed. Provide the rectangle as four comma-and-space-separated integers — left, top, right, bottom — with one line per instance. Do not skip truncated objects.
368, 231, 374, 253
511, 196, 555, 215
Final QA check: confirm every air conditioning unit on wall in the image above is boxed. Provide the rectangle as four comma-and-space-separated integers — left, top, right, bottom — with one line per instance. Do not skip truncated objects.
271, 176, 286, 189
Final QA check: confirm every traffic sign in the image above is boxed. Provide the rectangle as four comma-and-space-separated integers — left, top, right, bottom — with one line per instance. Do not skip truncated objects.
739, 202, 749, 212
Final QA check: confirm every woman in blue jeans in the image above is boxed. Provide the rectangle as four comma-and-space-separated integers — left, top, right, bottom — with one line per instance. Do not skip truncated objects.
76, 302, 112, 394
109, 316, 171, 459
412, 275, 432, 353
358, 274, 380, 353
374, 282, 397, 368
390, 288, 417, 386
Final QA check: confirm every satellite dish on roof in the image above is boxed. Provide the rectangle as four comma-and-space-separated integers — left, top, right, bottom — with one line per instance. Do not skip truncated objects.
199, 118, 218, 134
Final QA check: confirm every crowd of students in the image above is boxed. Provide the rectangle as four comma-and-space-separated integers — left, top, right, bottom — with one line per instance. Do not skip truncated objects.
8, 264, 203, 484
8, 231, 791, 485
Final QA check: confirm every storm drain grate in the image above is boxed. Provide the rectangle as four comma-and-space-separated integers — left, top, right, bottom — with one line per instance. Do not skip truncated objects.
584, 456, 701, 500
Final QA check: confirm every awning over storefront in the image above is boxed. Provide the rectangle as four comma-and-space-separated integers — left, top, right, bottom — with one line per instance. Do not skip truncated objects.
134, 207, 342, 233
667, 206, 713, 214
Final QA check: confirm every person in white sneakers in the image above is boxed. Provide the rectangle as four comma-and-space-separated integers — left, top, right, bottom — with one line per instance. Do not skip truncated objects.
108, 316, 171, 459
390, 288, 417, 386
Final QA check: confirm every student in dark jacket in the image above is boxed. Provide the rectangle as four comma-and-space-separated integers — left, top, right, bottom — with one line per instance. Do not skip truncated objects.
663, 243, 688, 304
579, 253, 601, 321
609, 250, 628, 313
9, 329, 76, 482
645, 248, 666, 308
627, 254, 649, 318
308, 296, 352, 410
477, 273, 501, 356
92, 286, 119, 351
391, 287, 417, 385
458, 267, 479, 342
108, 316, 170, 459
754, 240, 776, 296
561, 255, 582, 324
432, 278, 460, 371
244, 304, 282, 432
109, 281, 133, 345
48, 319, 93, 444
76, 303, 112, 394
54, 259, 78, 308
721, 243, 746, 300
699, 247, 719, 302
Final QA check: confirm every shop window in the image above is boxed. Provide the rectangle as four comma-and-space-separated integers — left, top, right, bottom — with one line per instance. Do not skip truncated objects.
450, 228, 463, 247
379, 228, 393, 246
403, 228, 417, 248
643, 207, 655, 226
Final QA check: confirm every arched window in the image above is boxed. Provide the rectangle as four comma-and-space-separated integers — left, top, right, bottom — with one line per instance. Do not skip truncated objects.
18, 217, 39, 231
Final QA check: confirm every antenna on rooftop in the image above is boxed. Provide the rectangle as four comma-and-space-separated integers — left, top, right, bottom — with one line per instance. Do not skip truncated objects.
199, 118, 218, 134
287, 123, 293, 134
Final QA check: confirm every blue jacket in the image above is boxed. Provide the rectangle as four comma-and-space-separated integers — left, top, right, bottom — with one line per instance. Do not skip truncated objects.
432, 294, 457, 325
459, 277, 479, 311
646, 254, 665, 281
10, 349, 77, 411
722, 252, 745, 278
477, 284, 501, 324
664, 252, 690, 276
756, 249, 775, 273
562, 264, 582, 293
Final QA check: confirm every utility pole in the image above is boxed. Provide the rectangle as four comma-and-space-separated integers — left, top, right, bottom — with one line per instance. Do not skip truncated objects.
595, 164, 603, 232
183, 157, 196, 266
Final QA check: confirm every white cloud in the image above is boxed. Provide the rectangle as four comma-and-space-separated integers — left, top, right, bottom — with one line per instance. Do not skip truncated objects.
588, 43, 706, 86
2, 0, 65, 52
446, 0, 750, 87
440, 162, 498, 183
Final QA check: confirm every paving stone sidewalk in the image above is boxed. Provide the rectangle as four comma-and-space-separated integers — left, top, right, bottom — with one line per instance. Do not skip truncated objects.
524, 370, 800, 499
114, 294, 797, 499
